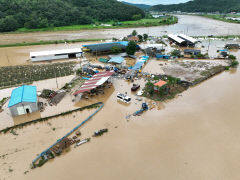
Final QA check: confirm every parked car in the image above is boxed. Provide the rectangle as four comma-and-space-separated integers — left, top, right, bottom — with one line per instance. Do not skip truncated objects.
131, 84, 140, 91
116, 93, 131, 104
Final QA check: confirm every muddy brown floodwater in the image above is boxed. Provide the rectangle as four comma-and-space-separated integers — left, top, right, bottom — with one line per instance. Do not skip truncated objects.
0, 16, 240, 180
0, 15, 240, 45
2, 59, 239, 180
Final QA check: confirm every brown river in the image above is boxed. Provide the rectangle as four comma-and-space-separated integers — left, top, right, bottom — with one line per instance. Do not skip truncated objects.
0, 15, 240, 180
1, 15, 240, 45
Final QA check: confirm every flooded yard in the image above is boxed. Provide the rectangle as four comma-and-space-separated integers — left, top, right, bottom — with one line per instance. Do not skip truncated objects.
0, 15, 240, 180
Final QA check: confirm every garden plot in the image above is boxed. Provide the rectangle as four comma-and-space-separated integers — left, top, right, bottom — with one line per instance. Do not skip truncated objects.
0, 62, 76, 89
145, 59, 230, 83
162, 60, 230, 83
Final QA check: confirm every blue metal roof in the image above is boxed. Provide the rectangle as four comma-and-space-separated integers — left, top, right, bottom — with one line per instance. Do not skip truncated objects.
8, 85, 37, 107
108, 56, 124, 64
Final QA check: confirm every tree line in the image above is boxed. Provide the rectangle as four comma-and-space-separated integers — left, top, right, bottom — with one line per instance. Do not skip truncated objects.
151, 0, 240, 13
0, 0, 144, 32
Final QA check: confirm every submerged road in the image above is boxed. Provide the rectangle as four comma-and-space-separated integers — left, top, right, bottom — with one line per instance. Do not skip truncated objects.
0, 15, 240, 45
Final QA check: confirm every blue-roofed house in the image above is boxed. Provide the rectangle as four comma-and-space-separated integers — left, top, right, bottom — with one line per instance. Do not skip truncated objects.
8, 85, 38, 116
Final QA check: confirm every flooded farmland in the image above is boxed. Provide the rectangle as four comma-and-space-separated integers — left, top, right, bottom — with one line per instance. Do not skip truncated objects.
0, 15, 240, 180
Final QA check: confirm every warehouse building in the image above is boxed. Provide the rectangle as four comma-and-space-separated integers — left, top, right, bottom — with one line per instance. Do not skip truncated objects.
30, 48, 83, 62
8, 85, 38, 116
168, 34, 188, 46
178, 34, 198, 47
168, 34, 198, 47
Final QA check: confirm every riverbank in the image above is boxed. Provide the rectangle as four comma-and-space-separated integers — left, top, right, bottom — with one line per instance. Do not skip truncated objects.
198, 14, 240, 24
1, 15, 240, 46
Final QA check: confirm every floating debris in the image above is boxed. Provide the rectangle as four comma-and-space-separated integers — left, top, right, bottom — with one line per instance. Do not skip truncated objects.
92, 128, 108, 137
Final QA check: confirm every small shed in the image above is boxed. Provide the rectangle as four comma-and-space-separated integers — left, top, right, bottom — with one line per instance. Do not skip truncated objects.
99, 58, 109, 63
156, 54, 170, 59
154, 80, 167, 91
108, 57, 124, 64
8, 85, 38, 116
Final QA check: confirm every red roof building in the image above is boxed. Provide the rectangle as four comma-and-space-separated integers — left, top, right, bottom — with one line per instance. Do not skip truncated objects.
73, 71, 114, 96
154, 80, 167, 92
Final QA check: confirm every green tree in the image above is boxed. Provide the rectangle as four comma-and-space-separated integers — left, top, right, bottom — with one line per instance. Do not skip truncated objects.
143, 34, 148, 41
131, 30, 137, 36
132, 14, 142, 21
0, 15, 19, 32
137, 35, 143, 42
126, 41, 137, 55
229, 54, 236, 60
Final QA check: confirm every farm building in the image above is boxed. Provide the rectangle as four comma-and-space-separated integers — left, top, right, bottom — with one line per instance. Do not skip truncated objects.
8, 85, 38, 116
73, 71, 114, 97
82, 41, 129, 54
184, 49, 201, 57
156, 54, 170, 59
168, 34, 188, 46
178, 34, 198, 47
30, 48, 83, 62
168, 34, 197, 47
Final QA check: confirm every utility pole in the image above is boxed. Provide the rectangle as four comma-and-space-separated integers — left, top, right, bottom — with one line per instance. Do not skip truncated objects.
55, 70, 59, 89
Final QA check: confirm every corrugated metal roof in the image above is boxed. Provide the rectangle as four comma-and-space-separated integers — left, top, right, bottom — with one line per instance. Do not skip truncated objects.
168, 34, 185, 44
178, 34, 198, 44
108, 56, 124, 64
8, 85, 37, 107
99, 58, 109, 63
73, 71, 114, 95
30, 48, 82, 57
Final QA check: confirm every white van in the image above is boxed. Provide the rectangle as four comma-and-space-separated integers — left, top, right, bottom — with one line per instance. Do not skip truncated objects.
116, 93, 131, 104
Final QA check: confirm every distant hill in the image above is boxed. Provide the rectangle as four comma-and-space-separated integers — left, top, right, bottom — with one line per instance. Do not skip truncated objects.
122, 1, 151, 10
151, 0, 240, 13
0, 0, 144, 32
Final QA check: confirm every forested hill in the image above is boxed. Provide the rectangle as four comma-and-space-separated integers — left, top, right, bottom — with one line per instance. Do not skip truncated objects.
0, 0, 144, 32
122, 1, 151, 11
151, 0, 240, 13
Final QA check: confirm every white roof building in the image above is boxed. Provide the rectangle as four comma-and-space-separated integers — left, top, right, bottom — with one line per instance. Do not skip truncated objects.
30, 48, 83, 62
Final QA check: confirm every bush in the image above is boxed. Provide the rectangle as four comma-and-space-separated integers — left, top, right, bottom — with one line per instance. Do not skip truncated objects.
229, 54, 236, 60
231, 60, 239, 67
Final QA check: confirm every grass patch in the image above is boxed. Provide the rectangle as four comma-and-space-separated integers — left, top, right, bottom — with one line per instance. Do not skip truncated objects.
13, 16, 178, 33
